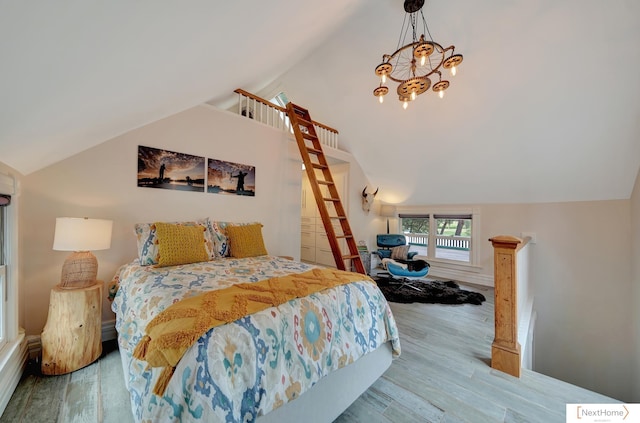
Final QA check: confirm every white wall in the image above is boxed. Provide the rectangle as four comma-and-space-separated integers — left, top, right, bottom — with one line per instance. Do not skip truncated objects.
631, 167, 640, 401
19, 105, 304, 335
483, 201, 632, 401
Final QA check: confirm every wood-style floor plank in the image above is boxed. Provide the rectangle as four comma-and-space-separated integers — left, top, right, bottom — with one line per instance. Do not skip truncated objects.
1, 281, 620, 423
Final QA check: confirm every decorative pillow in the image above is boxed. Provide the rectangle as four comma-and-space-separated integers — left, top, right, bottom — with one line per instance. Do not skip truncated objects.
209, 221, 230, 258
154, 222, 210, 267
134, 218, 215, 265
210, 221, 261, 257
225, 223, 268, 258
390, 245, 410, 260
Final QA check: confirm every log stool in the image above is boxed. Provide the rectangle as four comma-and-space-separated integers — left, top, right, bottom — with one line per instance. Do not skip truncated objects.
41, 280, 103, 375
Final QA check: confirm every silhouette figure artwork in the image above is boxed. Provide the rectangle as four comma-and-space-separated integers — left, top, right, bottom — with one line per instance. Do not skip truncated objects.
138, 145, 205, 192
206, 158, 255, 196
231, 171, 248, 193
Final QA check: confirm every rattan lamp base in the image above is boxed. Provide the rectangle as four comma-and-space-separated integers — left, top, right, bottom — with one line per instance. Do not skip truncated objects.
59, 251, 98, 289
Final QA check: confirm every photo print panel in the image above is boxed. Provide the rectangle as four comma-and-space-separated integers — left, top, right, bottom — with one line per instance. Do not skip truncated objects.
207, 158, 256, 196
137, 145, 205, 192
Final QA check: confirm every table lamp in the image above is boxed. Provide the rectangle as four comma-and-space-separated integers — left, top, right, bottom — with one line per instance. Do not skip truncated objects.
53, 217, 113, 289
379, 204, 397, 234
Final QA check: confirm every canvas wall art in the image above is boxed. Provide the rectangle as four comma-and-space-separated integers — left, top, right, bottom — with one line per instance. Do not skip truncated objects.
137, 145, 205, 192
207, 158, 255, 196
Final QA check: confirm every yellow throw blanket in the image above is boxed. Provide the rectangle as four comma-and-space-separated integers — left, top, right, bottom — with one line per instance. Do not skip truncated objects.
132, 267, 372, 395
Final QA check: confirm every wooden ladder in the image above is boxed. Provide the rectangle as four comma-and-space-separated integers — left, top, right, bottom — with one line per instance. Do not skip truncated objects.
286, 102, 366, 274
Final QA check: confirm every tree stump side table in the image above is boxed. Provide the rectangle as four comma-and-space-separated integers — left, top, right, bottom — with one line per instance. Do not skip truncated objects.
41, 280, 103, 375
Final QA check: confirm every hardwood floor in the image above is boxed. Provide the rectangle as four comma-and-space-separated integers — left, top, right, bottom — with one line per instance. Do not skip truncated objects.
1, 281, 617, 422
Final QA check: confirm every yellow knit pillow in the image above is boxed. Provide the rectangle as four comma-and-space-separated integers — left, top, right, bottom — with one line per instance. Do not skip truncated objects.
226, 223, 268, 258
155, 222, 210, 267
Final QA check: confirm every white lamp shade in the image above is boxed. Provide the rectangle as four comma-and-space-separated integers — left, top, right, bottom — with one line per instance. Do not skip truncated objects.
379, 204, 397, 217
53, 217, 113, 251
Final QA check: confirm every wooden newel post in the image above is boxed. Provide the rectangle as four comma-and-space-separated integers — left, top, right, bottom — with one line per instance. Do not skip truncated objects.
489, 235, 522, 377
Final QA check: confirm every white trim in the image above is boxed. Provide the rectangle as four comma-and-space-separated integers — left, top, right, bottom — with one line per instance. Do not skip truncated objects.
0, 173, 15, 196
102, 319, 118, 342
428, 265, 494, 287
0, 330, 27, 417
0, 171, 21, 419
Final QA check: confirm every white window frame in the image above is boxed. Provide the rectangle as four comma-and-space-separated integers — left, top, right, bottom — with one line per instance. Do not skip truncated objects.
0, 223, 6, 351
397, 206, 482, 271
0, 172, 18, 354
0, 169, 22, 417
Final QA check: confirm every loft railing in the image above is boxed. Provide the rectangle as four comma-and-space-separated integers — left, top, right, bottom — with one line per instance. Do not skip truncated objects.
488, 235, 533, 378
233, 89, 339, 149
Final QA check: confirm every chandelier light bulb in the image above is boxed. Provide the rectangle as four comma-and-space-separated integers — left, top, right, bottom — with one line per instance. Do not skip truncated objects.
451, 66, 457, 76
403, 100, 408, 110
379, 95, 384, 104
420, 55, 426, 66
439, 90, 444, 99
381, 74, 387, 83
411, 91, 416, 101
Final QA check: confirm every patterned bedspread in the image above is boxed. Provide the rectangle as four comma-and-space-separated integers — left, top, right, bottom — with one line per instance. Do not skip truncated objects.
112, 255, 401, 422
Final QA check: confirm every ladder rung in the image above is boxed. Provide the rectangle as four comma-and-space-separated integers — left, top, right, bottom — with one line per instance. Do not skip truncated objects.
342, 254, 360, 260
297, 117, 313, 127
293, 106, 307, 115
330, 216, 347, 220
302, 132, 318, 140
311, 163, 328, 169
306, 147, 322, 154
323, 197, 340, 202
336, 235, 353, 239
317, 180, 333, 185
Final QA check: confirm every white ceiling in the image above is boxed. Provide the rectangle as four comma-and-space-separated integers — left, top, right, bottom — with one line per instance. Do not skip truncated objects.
2, 1, 639, 205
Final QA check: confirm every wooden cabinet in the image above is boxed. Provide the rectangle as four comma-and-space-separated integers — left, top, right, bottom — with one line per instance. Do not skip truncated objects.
41, 280, 103, 375
300, 165, 349, 268
300, 216, 316, 262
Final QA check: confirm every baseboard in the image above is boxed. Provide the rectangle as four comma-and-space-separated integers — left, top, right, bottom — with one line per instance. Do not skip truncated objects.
102, 319, 118, 342
27, 319, 117, 360
0, 330, 28, 417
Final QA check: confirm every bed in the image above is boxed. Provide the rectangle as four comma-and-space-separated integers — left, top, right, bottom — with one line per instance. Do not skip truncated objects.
111, 219, 401, 422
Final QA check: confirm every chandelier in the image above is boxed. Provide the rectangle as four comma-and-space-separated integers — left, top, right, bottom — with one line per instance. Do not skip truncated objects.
373, 0, 463, 109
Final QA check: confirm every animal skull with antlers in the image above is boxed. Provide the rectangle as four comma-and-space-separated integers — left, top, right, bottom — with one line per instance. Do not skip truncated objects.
361, 186, 378, 214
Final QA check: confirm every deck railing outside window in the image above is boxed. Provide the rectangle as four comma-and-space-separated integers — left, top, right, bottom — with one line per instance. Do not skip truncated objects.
405, 232, 471, 262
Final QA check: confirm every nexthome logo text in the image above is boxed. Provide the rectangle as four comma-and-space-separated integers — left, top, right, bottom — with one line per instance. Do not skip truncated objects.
566, 404, 635, 423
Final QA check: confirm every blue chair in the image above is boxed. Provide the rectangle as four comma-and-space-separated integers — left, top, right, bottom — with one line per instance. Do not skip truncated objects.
373, 234, 418, 260
385, 258, 430, 291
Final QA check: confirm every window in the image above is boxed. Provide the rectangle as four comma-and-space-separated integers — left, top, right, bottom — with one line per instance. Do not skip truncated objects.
271, 92, 289, 108
400, 212, 473, 264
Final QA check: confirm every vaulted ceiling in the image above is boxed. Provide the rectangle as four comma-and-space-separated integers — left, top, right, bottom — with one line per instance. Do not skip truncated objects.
2, 1, 639, 205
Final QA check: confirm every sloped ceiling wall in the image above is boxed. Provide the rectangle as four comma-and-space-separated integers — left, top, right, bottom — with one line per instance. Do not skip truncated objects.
1, 1, 639, 205
0, 0, 364, 174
